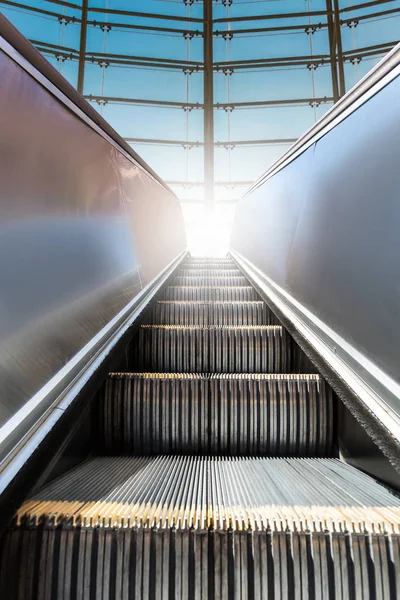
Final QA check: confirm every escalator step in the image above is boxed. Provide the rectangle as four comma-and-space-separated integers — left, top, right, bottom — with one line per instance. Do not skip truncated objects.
183, 257, 233, 263
164, 286, 258, 301
4, 526, 397, 600
3, 457, 399, 599
14, 456, 400, 531
148, 301, 278, 326
173, 276, 248, 286
177, 269, 242, 277
132, 325, 290, 373
99, 373, 334, 456
181, 264, 236, 271
181, 261, 235, 269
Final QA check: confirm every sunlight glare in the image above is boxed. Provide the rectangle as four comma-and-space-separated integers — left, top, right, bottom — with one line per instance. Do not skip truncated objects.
182, 203, 236, 257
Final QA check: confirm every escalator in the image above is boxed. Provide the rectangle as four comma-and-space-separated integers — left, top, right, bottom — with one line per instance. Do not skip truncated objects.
1, 255, 399, 598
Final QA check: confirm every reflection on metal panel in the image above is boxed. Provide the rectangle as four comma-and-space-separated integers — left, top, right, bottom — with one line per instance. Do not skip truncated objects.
0, 34, 186, 427
231, 68, 400, 423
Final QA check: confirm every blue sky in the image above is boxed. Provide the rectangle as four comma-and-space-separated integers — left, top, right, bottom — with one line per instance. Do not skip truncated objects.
2, 0, 400, 201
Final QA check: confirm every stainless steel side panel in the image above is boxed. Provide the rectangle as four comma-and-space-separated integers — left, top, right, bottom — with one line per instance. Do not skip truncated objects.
231, 72, 400, 424
0, 37, 186, 427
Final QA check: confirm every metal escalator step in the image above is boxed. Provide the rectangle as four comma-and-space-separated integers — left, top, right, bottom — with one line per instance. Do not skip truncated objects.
180, 263, 236, 275
13, 456, 400, 531
181, 260, 235, 268
184, 257, 233, 262
177, 269, 242, 277
164, 286, 258, 301
4, 527, 398, 600
100, 373, 334, 456
173, 276, 248, 286
148, 301, 278, 326
181, 264, 236, 271
180, 266, 236, 272
3, 457, 400, 599
180, 265, 236, 272
132, 325, 290, 373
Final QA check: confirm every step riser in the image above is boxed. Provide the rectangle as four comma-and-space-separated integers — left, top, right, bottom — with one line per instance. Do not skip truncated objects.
164, 287, 258, 301
148, 303, 278, 326
173, 277, 248, 286
183, 259, 233, 263
181, 265, 236, 269
181, 263, 235, 269
132, 327, 290, 373
101, 376, 334, 456
2, 527, 398, 600
177, 269, 242, 277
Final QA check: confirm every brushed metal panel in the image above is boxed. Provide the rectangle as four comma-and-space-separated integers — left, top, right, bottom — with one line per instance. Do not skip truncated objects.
0, 39, 186, 427
231, 73, 400, 419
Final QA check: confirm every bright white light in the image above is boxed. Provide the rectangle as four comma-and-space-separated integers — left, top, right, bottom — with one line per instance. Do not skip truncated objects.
181, 203, 236, 257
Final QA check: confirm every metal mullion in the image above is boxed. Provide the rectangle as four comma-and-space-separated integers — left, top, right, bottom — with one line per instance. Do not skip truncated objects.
46, 0, 204, 23
204, 0, 214, 209
87, 19, 202, 37
99, 1, 108, 116
0, 0, 77, 21
333, 0, 346, 96
125, 138, 202, 147
77, 0, 88, 94
340, 0, 395, 13
225, 2, 232, 186
88, 50, 202, 67
348, 0, 360, 82
347, 46, 396, 59
28, 38, 79, 53
219, 59, 328, 70
344, 40, 397, 56
85, 95, 203, 109
341, 6, 400, 24
185, 2, 191, 184
87, 57, 200, 70
307, 0, 318, 122
215, 23, 328, 36
215, 53, 330, 67
215, 97, 333, 109
215, 138, 296, 147
326, 0, 340, 102
214, 10, 332, 24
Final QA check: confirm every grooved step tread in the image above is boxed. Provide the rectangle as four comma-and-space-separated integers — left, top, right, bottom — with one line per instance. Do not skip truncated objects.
156, 301, 263, 304
109, 373, 321, 380
140, 325, 281, 330
15, 457, 400, 531
167, 286, 252, 289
